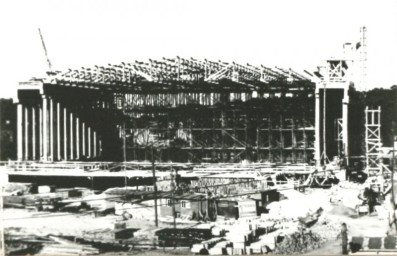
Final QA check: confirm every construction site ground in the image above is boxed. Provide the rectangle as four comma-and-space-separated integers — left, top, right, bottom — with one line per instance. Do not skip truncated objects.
3, 180, 392, 255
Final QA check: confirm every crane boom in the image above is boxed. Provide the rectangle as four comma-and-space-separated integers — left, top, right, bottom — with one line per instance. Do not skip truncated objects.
38, 28, 53, 72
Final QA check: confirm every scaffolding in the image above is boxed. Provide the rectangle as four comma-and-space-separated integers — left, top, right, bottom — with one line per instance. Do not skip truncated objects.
365, 106, 382, 176
126, 100, 315, 163
17, 57, 315, 163
336, 118, 343, 156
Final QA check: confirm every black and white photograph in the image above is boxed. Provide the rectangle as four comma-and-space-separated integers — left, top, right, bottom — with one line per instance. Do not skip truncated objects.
1, 0, 397, 255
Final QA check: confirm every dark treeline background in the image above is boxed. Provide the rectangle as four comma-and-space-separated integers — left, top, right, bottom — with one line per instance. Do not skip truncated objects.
349, 86, 397, 157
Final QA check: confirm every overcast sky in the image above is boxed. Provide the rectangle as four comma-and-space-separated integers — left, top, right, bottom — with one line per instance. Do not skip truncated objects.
1, 0, 396, 99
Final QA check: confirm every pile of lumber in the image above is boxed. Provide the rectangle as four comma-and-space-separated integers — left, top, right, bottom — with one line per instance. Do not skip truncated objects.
39, 244, 99, 255
38, 236, 99, 255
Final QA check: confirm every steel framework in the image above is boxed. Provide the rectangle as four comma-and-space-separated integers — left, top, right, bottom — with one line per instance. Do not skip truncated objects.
16, 57, 315, 163
365, 106, 382, 176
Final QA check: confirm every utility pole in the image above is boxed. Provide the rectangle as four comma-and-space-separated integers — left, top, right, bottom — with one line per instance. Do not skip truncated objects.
1, 186, 5, 256
123, 123, 127, 188
172, 167, 177, 229
322, 82, 327, 167
151, 145, 158, 227
392, 135, 397, 232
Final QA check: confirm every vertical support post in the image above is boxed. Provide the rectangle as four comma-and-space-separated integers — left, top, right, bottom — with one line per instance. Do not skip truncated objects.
291, 118, 296, 163
150, 146, 159, 227
392, 135, 396, 232
39, 107, 43, 159
221, 110, 225, 161
245, 113, 248, 161
315, 86, 321, 167
93, 131, 97, 158
24, 106, 29, 160
82, 122, 86, 157
32, 107, 36, 160
322, 83, 327, 166
256, 114, 260, 161
171, 168, 177, 230
50, 98, 54, 161
365, 106, 369, 173
76, 117, 80, 159
70, 112, 74, 160
268, 116, 272, 162
279, 115, 283, 163
342, 87, 349, 166
57, 102, 61, 160
42, 96, 48, 161
88, 127, 91, 158
303, 122, 307, 162
99, 139, 102, 157
123, 123, 126, 163
64, 108, 67, 160
17, 104, 23, 161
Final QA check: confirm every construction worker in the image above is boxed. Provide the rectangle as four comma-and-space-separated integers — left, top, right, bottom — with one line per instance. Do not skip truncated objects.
340, 223, 348, 254
358, 186, 378, 213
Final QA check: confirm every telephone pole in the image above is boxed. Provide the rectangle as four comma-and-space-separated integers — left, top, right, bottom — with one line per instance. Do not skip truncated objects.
1, 186, 5, 256
392, 135, 397, 232
171, 167, 177, 229
123, 122, 127, 188
151, 145, 158, 227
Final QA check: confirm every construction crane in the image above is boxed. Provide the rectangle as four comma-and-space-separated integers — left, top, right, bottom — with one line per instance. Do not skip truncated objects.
38, 28, 53, 73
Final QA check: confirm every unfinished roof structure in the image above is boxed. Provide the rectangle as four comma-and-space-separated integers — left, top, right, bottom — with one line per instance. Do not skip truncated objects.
16, 57, 316, 163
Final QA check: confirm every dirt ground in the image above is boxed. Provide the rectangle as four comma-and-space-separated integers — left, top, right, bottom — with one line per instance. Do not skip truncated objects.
3, 208, 198, 236
3, 182, 392, 255
304, 184, 390, 255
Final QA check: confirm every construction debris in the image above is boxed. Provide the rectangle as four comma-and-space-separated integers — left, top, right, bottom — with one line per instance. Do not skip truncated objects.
275, 228, 324, 254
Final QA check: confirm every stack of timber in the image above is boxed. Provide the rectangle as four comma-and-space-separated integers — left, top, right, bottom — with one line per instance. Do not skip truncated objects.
39, 236, 99, 255
82, 228, 137, 242
39, 244, 99, 255
156, 228, 213, 247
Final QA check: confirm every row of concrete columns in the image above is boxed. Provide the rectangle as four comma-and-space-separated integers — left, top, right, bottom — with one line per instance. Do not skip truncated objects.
17, 96, 101, 161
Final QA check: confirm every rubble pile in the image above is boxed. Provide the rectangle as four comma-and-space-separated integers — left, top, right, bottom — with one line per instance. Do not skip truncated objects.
311, 216, 341, 241
275, 229, 324, 254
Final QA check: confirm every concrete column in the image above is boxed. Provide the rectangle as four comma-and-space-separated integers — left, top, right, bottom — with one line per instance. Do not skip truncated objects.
64, 108, 67, 160
314, 86, 321, 167
342, 86, 349, 166
24, 106, 29, 160
76, 117, 80, 159
39, 107, 43, 158
50, 98, 54, 161
32, 107, 36, 160
99, 139, 102, 157
93, 130, 97, 158
88, 127, 91, 158
17, 104, 23, 161
57, 102, 61, 160
42, 96, 48, 161
82, 122, 86, 157
70, 112, 74, 160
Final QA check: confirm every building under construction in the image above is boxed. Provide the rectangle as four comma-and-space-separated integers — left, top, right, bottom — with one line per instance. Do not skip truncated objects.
16, 58, 320, 164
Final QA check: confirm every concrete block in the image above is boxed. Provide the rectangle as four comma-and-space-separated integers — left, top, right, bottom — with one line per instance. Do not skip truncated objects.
38, 186, 51, 194
233, 248, 245, 255
191, 244, 204, 253
209, 247, 224, 255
